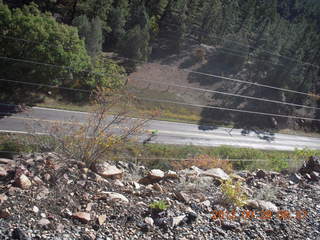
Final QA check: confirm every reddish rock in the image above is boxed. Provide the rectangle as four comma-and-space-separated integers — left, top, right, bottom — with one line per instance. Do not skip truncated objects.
73, 212, 91, 223
0, 208, 11, 219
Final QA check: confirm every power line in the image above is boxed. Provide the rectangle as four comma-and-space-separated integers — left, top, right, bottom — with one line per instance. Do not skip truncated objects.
0, 35, 318, 97
1, 76, 319, 112
0, 56, 125, 80
1, 78, 320, 121
2, 33, 317, 69
133, 78, 320, 110
108, 55, 319, 98
135, 97, 320, 122
0, 78, 90, 92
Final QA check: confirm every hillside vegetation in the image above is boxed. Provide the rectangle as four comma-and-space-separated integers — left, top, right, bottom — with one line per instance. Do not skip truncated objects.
1, 0, 320, 131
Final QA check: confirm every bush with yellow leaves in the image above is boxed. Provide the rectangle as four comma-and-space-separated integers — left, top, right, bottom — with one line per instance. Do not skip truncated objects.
220, 179, 247, 207
26, 87, 153, 167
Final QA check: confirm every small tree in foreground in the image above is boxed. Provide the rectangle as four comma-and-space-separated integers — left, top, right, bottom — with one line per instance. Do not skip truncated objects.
25, 87, 154, 167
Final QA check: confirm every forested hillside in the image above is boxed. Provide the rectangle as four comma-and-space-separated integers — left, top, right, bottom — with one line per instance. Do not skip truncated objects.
1, 0, 320, 131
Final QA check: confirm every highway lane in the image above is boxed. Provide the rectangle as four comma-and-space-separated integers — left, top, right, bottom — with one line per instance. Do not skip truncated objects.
1, 107, 320, 151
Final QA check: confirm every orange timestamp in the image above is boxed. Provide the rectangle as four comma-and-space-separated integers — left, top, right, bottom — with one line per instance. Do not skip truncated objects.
211, 209, 308, 220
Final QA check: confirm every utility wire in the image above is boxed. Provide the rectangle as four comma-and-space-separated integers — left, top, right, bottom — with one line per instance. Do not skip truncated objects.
135, 97, 320, 122
0, 35, 318, 97
107, 55, 319, 98
1, 34, 288, 69
133, 78, 320, 110
1, 76, 319, 112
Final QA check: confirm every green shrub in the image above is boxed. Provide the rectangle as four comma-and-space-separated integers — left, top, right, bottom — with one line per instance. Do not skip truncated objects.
220, 179, 247, 207
149, 200, 169, 211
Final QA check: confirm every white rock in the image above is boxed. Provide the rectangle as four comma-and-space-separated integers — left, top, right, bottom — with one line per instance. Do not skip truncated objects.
114, 179, 124, 187
201, 168, 230, 181
149, 169, 164, 179
144, 217, 154, 227
165, 170, 178, 179
93, 162, 123, 179
32, 206, 39, 213
101, 192, 129, 203
245, 199, 278, 212
172, 215, 186, 227
38, 218, 50, 226
15, 174, 32, 189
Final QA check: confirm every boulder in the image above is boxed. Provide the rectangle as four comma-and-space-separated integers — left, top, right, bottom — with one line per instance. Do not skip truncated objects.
165, 170, 178, 179
73, 212, 91, 223
15, 174, 32, 189
149, 169, 164, 179
92, 162, 123, 179
201, 168, 230, 181
138, 169, 164, 185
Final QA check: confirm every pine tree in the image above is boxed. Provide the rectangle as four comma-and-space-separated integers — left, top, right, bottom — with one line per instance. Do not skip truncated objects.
109, 0, 129, 45
87, 16, 103, 57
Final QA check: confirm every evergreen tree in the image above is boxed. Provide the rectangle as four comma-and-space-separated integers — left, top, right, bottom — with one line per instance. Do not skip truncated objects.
109, 0, 129, 45
118, 24, 151, 67
87, 16, 103, 57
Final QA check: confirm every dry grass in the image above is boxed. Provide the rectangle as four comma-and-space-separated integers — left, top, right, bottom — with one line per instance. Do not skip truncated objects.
171, 154, 233, 173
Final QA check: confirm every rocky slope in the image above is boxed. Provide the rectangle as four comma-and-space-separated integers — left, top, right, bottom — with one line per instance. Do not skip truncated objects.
1, 153, 320, 240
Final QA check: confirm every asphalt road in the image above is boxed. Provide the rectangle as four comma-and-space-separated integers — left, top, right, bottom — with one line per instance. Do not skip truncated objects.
0, 107, 320, 151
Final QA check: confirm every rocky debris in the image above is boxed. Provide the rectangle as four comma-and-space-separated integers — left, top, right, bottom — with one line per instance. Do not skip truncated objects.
175, 191, 191, 203
289, 173, 302, 184
0, 152, 320, 240
0, 166, 7, 177
201, 168, 230, 181
14, 174, 32, 189
72, 212, 91, 223
97, 191, 129, 203
37, 218, 50, 226
256, 169, 266, 179
165, 170, 178, 179
92, 162, 123, 179
97, 214, 106, 225
245, 199, 278, 212
0, 158, 15, 165
138, 169, 164, 184
300, 156, 320, 174
0, 194, 8, 203
0, 208, 11, 218
144, 217, 154, 227
172, 215, 186, 227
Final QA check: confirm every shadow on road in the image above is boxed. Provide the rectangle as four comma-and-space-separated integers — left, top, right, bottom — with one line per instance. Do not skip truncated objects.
241, 128, 275, 142
198, 125, 218, 131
